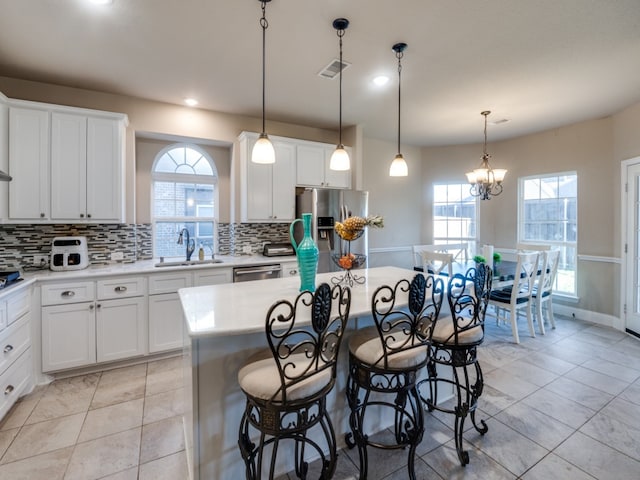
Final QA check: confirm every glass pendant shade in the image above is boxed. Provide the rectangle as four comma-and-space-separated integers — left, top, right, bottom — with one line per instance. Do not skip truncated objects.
389, 153, 408, 177
330, 145, 350, 171
251, 133, 275, 164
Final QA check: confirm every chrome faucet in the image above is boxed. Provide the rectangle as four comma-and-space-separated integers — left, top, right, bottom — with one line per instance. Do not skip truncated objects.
177, 228, 196, 261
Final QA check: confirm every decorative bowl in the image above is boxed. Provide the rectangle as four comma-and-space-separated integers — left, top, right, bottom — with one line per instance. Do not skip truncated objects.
332, 253, 367, 271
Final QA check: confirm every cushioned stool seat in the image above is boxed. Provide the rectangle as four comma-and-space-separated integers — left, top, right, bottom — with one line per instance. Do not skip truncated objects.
349, 326, 428, 369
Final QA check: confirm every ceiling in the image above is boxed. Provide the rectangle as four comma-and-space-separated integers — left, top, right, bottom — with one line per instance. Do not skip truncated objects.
1, 0, 640, 147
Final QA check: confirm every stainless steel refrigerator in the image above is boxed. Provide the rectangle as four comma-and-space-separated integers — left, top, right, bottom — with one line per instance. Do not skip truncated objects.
293, 188, 369, 273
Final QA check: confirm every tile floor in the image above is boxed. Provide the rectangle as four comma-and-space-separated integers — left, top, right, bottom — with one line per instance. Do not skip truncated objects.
1, 315, 639, 479
0, 356, 186, 480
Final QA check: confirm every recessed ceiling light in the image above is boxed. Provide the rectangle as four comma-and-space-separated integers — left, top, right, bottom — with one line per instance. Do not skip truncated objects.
373, 75, 390, 86
90, 0, 113, 5
184, 98, 198, 107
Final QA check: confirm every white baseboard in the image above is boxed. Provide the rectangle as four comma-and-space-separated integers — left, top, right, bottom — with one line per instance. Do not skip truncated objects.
554, 303, 625, 331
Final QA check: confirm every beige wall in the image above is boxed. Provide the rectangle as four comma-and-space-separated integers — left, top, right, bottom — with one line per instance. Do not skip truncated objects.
420, 113, 640, 317
361, 138, 422, 269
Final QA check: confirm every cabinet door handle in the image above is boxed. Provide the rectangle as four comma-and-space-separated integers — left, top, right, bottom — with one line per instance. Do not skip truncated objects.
89, 304, 95, 310
96, 304, 101, 309
289, 269, 298, 275
80, 213, 85, 218
40, 213, 45, 218
87, 213, 92, 218
61, 291, 76, 298
4, 385, 14, 395
3, 344, 13, 354
114, 286, 127, 293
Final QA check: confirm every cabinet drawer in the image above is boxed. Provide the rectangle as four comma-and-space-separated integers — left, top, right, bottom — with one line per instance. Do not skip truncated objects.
7, 288, 30, 326
41, 282, 95, 306
148, 273, 192, 295
194, 268, 232, 286
97, 277, 145, 300
280, 262, 299, 277
0, 348, 32, 421
0, 313, 31, 376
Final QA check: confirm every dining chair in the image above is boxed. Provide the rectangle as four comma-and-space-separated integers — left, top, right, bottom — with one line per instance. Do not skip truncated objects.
419, 251, 454, 276
412, 243, 468, 269
488, 251, 540, 344
533, 249, 561, 332
345, 273, 444, 480
420, 264, 492, 466
517, 242, 551, 252
237, 283, 351, 480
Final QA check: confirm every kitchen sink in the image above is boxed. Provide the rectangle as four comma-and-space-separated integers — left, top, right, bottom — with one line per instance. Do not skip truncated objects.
154, 259, 224, 267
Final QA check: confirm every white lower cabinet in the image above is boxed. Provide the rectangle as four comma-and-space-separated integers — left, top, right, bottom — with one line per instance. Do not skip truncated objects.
0, 285, 33, 420
148, 293, 184, 353
41, 276, 146, 373
96, 297, 146, 363
148, 272, 192, 354
147, 268, 232, 353
42, 301, 96, 371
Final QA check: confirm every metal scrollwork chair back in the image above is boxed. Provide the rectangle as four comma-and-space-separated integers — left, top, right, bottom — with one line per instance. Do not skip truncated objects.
265, 282, 351, 405
238, 283, 351, 480
370, 273, 445, 369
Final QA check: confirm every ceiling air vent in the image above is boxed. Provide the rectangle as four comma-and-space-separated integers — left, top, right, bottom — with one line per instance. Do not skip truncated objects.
318, 58, 351, 79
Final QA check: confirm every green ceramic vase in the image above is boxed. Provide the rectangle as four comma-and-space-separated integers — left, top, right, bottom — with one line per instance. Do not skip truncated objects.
289, 213, 319, 292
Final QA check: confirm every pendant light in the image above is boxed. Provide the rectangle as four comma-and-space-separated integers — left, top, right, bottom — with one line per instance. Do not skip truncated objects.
251, 0, 275, 164
329, 18, 350, 171
389, 42, 408, 177
465, 111, 507, 200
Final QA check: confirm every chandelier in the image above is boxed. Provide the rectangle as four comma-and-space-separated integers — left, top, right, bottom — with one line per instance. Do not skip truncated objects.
465, 111, 507, 200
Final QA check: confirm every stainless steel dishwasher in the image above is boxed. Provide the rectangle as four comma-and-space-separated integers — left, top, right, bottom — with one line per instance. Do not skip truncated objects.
232, 264, 282, 282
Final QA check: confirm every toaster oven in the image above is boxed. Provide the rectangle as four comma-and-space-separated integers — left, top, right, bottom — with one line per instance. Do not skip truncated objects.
50, 236, 90, 271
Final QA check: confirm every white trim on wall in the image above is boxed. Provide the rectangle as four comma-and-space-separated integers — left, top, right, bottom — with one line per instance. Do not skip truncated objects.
554, 303, 625, 331
369, 246, 412, 254
577, 255, 621, 264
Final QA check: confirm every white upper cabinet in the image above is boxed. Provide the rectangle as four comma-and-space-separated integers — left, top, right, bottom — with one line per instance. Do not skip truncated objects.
50, 112, 87, 220
7, 100, 127, 223
296, 141, 351, 189
8, 107, 50, 220
50, 113, 124, 222
239, 132, 296, 223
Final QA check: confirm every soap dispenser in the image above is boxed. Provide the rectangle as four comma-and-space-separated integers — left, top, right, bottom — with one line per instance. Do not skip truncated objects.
198, 244, 205, 261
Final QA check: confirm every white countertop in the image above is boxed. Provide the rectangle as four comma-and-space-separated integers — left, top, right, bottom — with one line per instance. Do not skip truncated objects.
18, 254, 298, 283
178, 266, 418, 338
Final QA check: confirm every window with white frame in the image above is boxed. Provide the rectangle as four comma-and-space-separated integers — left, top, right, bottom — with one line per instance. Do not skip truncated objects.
152, 144, 218, 259
433, 183, 478, 253
519, 172, 577, 296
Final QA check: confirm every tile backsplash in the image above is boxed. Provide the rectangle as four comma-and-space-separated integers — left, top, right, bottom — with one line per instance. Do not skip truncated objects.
0, 222, 291, 269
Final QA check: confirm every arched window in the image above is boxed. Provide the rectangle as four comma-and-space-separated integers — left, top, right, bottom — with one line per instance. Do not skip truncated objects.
152, 144, 218, 259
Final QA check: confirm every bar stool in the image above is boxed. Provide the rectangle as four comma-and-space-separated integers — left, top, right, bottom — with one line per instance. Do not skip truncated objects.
420, 264, 492, 466
237, 283, 351, 479
344, 273, 444, 480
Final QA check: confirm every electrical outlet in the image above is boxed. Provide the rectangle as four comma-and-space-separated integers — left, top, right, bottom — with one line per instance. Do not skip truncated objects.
111, 251, 124, 261
243, 245, 252, 254
33, 254, 48, 267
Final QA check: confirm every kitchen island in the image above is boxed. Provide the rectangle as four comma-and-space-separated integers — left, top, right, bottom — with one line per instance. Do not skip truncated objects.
178, 266, 450, 480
